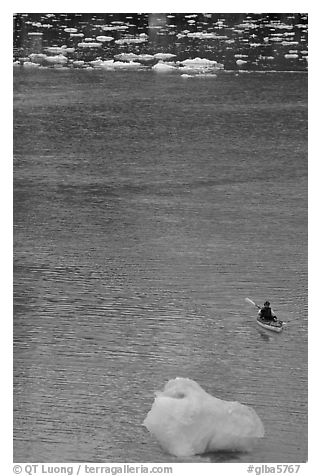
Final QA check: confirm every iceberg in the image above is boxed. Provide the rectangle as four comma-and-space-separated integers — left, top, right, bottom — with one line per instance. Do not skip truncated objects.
152, 61, 177, 72
22, 61, 40, 68
112, 61, 144, 70
179, 57, 223, 73
143, 378, 264, 457
180, 57, 219, 66
77, 42, 102, 48
44, 54, 68, 65
154, 53, 177, 60
96, 36, 114, 42
45, 46, 68, 55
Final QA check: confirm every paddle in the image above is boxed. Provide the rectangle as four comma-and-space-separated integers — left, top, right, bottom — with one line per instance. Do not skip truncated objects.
245, 297, 261, 309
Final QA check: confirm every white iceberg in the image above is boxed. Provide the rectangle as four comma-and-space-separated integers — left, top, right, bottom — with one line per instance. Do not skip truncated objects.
45, 46, 68, 55
22, 61, 40, 68
137, 54, 155, 62
77, 42, 102, 48
236, 59, 247, 66
284, 53, 299, 59
44, 54, 68, 65
114, 53, 139, 62
29, 53, 48, 64
152, 61, 177, 72
90, 59, 105, 68
154, 53, 177, 60
143, 378, 264, 457
112, 61, 144, 70
96, 35, 114, 42
180, 57, 218, 66
72, 60, 85, 68
100, 60, 116, 70
115, 37, 146, 45
179, 58, 223, 74
186, 32, 220, 39
64, 28, 78, 33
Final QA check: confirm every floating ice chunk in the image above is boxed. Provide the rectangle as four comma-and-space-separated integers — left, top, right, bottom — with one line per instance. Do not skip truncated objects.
90, 59, 105, 68
44, 54, 68, 65
270, 37, 283, 42
45, 46, 68, 55
77, 42, 102, 48
114, 53, 154, 63
72, 60, 85, 67
284, 53, 299, 59
64, 28, 78, 33
137, 54, 155, 62
23, 61, 40, 68
100, 60, 116, 70
18, 57, 30, 63
29, 53, 48, 64
96, 36, 114, 42
181, 73, 217, 78
114, 53, 139, 62
179, 66, 205, 74
143, 378, 264, 457
112, 61, 144, 70
236, 59, 247, 66
102, 25, 120, 31
152, 61, 177, 72
115, 37, 146, 45
181, 57, 218, 66
198, 73, 218, 78
154, 53, 176, 60
179, 58, 223, 74
187, 32, 221, 39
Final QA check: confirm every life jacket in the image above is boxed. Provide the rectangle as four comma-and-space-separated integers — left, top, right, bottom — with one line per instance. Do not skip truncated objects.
260, 307, 272, 319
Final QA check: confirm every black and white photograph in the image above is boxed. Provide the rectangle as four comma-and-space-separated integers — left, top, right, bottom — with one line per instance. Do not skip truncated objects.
12, 1, 309, 471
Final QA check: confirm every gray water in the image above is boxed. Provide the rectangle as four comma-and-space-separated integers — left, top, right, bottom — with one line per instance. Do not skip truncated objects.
13, 69, 308, 463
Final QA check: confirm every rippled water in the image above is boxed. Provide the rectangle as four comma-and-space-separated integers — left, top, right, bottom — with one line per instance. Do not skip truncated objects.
13, 69, 308, 463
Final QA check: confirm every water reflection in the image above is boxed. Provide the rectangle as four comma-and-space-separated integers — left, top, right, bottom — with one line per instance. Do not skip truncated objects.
257, 329, 273, 341
201, 450, 244, 463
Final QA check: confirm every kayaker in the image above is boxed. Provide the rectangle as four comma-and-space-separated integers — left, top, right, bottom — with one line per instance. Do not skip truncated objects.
259, 301, 277, 322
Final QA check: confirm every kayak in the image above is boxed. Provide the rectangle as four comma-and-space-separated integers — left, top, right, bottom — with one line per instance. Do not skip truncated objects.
245, 298, 285, 333
256, 314, 284, 333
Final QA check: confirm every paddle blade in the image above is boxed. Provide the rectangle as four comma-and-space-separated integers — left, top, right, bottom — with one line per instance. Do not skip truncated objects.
245, 298, 261, 309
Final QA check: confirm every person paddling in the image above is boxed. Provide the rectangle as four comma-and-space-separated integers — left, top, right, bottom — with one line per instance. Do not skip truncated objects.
258, 301, 277, 322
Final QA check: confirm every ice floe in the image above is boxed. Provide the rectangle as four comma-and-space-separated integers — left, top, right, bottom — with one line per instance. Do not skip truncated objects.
152, 61, 177, 72
13, 13, 308, 72
143, 378, 264, 457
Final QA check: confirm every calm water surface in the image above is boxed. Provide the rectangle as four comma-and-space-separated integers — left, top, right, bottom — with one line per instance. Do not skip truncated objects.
13, 70, 308, 463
